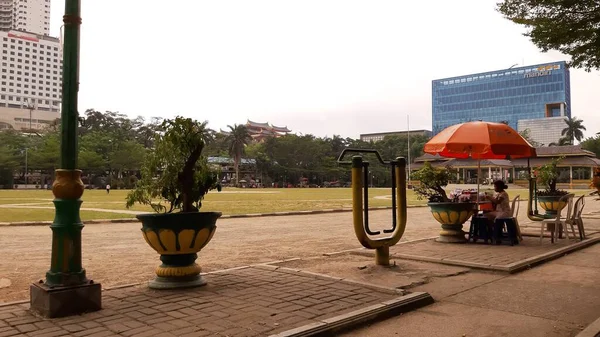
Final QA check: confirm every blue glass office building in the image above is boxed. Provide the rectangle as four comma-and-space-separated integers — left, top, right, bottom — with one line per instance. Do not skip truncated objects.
431, 61, 571, 135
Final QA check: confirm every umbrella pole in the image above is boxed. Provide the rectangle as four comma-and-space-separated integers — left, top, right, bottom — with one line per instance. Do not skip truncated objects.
477, 160, 480, 204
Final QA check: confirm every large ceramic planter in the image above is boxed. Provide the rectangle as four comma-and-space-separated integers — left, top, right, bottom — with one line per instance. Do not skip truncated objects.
428, 202, 476, 243
137, 212, 221, 289
537, 195, 567, 217
593, 168, 600, 195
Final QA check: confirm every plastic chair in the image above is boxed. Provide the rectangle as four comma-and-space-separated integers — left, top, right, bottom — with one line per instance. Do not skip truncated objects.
541, 194, 574, 243
493, 195, 521, 245
565, 195, 586, 240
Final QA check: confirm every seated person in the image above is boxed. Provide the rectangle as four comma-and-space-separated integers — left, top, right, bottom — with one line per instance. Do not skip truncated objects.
483, 180, 511, 223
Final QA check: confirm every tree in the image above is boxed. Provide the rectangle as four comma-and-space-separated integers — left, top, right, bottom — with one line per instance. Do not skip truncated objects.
549, 137, 572, 146
519, 128, 542, 147
581, 136, 600, 158
497, 0, 600, 71
561, 116, 586, 144
225, 124, 252, 186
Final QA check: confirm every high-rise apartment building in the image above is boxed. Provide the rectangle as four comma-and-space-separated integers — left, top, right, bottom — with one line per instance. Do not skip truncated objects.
0, 0, 59, 131
431, 61, 571, 136
0, 0, 50, 36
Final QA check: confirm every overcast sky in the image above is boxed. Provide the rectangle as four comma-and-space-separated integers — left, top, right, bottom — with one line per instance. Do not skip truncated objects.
49, 0, 600, 139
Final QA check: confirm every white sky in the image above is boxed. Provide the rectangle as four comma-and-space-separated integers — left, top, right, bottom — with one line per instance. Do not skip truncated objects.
50, 0, 600, 139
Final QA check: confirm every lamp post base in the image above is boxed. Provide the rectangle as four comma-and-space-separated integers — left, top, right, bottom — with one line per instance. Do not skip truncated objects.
29, 281, 101, 318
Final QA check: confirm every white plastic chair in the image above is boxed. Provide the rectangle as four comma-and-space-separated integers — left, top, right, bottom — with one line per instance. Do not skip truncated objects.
541, 194, 574, 243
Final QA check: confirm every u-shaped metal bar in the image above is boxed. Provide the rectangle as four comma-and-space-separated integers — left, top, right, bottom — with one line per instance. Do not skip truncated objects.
338, 150, 407, 266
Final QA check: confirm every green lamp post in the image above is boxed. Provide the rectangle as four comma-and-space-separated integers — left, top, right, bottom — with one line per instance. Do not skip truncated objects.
29, 0, 101, 318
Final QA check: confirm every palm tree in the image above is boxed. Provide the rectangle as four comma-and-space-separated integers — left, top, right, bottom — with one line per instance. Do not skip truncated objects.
561, 117, 586, 144
549, 137, 572, 146
225, 124, 252, 186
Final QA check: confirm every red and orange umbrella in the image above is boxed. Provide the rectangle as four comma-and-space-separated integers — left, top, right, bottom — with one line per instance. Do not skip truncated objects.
424, 121, 536, 159
423, 121, 536, 202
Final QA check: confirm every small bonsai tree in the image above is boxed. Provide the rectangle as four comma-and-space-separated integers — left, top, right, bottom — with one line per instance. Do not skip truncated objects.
535, 156, 568, 197
411, 162, 454, 202
126, 117, 221, 213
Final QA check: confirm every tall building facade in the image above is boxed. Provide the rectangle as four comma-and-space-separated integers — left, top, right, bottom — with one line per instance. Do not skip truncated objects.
0, 0, 50, 36
431, 61, 571, 135
0, 0, 60, 131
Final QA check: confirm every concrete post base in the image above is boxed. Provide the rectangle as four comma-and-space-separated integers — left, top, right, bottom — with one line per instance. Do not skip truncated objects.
29, 281, 101, 318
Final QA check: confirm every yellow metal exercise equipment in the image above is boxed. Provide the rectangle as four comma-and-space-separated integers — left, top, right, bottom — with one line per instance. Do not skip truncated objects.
337, 149, 407, 266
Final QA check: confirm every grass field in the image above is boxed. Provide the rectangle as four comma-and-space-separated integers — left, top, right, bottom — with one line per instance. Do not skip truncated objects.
0, 187, 594, 223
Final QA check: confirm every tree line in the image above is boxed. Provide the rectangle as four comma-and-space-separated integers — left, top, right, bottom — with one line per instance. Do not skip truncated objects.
0, 110, 430, 188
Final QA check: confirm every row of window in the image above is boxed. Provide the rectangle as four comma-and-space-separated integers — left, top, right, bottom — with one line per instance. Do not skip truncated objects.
434, 94, 566, 113
1, 82, 59, 91
2, 44, 59, 56
435, 106, 551, 119
2, 56, 63, 69
14, 118, 54, 124
1, 50, 59, 63
1, 61, 61, 70
2, 68, 61, 76
2, 37, 58, 50
0, 95, 59, 105
2, 74, 61, 82
436, 64, 563, 86
0, 87, 59, 97
434, 83, 565, 105
433, 73, 565, 97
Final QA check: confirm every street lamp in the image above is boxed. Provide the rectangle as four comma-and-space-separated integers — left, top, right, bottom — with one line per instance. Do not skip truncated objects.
30, 0, 101, 318
24, 98, 36, 132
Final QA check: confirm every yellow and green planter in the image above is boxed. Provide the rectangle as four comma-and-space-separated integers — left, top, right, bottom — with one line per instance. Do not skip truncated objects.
428, 202, 476, 243
137, 212, 221, 289
537, 195, 568, 217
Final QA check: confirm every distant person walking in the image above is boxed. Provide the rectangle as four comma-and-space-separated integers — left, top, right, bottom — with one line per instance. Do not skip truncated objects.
106, 184, 111, 194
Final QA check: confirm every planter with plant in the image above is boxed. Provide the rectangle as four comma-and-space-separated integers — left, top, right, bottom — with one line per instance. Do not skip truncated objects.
535, 157, 569, 217
412, 162, 476, 243
591, 167, 600, 195
126, 117, 221, 289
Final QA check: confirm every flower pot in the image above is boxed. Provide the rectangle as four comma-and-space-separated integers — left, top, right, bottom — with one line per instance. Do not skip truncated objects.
137, 211, 221, 289
537, 195, 567, 217
593, 168, 600, 195
428, 202, 476, 243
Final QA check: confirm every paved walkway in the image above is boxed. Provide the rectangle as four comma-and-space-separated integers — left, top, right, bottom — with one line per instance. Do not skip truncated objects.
342, 242, 600, 337
0, 266, 403, 337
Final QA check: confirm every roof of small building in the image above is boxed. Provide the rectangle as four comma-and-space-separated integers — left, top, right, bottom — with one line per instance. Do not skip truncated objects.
445, 158, 514, 168
246, 120, 271, 128
208, 157, 256, 165
271, 125, 291, 132
511, 156, 600, 167
534, 145, 595, 157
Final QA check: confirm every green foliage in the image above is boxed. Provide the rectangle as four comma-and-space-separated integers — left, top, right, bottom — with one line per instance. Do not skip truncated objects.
518, 128, 541, 147
497, 0, 600, 71
535, 156, 568, 196
225, 124, 252, 186
126, 117, 221, 213
411, 162, 453, 202
549, 136, 572, 147
561, 116, 586, 144
581, 135, 600, 159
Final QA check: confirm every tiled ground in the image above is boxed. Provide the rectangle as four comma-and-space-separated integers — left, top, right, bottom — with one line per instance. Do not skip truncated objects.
0, 266, 399, 337
387, 235, 598, 270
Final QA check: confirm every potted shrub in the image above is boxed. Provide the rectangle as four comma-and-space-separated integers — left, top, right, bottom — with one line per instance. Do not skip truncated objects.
591, 167, 600, 195
126, 117, 222, 289
412, 162, 476, 243
535, 157, 569, 217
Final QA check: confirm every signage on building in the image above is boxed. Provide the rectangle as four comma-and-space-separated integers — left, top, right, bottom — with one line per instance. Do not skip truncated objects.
524, 70, 552, 78
7, 33, 39, 42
